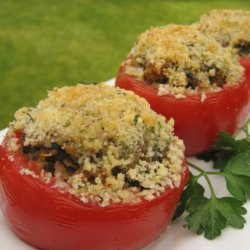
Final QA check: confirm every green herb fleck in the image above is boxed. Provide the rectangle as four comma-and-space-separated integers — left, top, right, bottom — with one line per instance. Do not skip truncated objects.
134, 114, 140, 125
150, 126, 155, 133
26, 113, 34, 122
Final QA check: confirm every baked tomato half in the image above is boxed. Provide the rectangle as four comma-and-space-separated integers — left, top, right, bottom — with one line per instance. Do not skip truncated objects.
0, 132, 189, 250
240, 57, 250, 80
116, 64, 250, 156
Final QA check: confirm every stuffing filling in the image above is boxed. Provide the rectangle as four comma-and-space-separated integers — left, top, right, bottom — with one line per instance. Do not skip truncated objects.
8, 83, 185, 206
124, 25, 243, 96
196, 9, 250, 56
234, 41, 250, 57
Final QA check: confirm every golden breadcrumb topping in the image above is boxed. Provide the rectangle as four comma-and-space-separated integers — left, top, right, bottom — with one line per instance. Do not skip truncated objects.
196, 9, 250, 56
125, 24, 243, 96
9, 83, 185, 206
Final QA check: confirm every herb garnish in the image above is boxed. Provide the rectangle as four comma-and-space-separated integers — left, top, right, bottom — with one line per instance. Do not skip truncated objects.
134, 114, 140, 125
26, 112, 34, 122
174, 120, 250, 239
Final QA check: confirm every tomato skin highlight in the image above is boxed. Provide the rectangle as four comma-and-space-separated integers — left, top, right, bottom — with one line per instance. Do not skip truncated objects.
0, 134, 189, 250
116, 64, 250, 156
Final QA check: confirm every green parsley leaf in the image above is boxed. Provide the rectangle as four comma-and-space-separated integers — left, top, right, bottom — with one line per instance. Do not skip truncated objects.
221, 152, 250, 201
242, 118, 250, 137
223, 152, 250, 177
178, 119, 250, 240
223, 173, 250, 202
173, 173, 204, 220
198, 132, 250, 169
186, 196, 226, 239
186, 196, 246, 239
217, 197, 246, 228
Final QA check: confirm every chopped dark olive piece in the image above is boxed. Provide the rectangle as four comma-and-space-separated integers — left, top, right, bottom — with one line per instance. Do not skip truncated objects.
125, 177, 140, 187
22, 143, 79, 178
151, 155, 163, 163
23, 145, 41, 154
186, 71, 198, 89
209, 69, 226, 87
144, 74, 168, 84
111, 166, 126, 176
44, 162, 56, 175
89, 155, 95, 163
66, 167, 78, 174
234, 42, 250, 56
87, 175, 96, 184
96, 151, 103, 158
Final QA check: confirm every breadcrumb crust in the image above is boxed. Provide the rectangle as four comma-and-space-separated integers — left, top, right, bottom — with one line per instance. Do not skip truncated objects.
125, 24, 243, 96
9, 83, 185, 206
196, 9, 250, 56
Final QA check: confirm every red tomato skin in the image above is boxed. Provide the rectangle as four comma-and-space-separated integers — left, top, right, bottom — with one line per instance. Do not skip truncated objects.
0, 136, 189, 250
116, 64, 250, 156
240, 57, 250, 82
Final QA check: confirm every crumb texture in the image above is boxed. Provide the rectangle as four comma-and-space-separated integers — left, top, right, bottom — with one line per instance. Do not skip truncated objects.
9, 83, 184, 206
196, 9, 250, 56
125, 24, 243, 96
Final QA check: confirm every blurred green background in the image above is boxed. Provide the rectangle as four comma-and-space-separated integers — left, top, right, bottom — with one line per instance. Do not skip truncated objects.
0, 0, 249, 129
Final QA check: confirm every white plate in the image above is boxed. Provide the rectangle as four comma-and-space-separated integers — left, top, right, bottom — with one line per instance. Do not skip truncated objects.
1, 81, 250, 250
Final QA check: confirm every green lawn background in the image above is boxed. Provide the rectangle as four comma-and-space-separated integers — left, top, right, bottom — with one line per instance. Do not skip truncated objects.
0, 0, 249, 129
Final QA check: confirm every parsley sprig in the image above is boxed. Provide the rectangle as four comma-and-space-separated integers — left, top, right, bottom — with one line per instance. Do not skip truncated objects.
174, 120, 250, 240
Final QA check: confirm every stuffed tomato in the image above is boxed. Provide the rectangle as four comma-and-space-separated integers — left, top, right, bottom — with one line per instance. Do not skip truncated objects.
0, 83, 189, 250
197, 9, 250, 78
197, 9, 250, 56
116, 25, 250, 155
